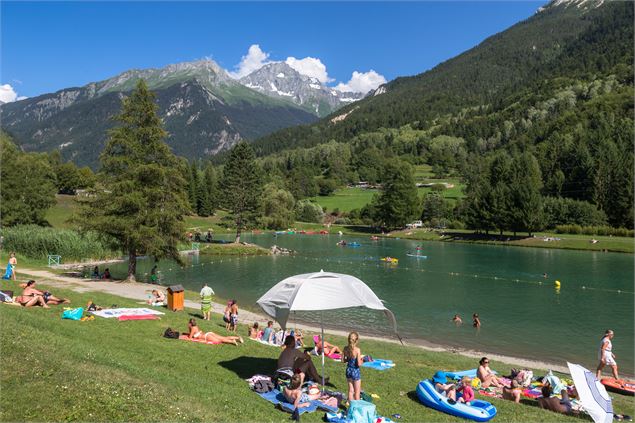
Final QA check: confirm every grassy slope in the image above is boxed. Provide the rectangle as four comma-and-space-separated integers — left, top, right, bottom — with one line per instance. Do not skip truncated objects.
2, 279, 632, 422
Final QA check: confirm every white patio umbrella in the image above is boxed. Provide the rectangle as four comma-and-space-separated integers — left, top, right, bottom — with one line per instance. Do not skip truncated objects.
256, 270, 400, 388
567, 362, 613, 423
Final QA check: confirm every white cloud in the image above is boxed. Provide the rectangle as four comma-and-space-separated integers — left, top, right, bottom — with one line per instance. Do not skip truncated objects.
285, 56, 333, 84
334, 70, 387, 94
0, 84, 27, 103
229, 44, 271, 79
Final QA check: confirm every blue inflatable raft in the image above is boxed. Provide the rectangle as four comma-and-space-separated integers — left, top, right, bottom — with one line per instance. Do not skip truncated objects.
416, 379, 497, 422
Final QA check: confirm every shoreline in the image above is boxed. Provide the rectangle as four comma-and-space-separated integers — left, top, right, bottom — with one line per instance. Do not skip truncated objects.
19, 267, 587, 377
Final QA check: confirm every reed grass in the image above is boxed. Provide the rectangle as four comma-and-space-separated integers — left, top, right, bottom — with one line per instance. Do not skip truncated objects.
0, 224, 118, 261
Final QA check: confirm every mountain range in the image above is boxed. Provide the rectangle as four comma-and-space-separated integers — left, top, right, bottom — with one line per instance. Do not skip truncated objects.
252, 0, 632, 155
0, 59, 363, 168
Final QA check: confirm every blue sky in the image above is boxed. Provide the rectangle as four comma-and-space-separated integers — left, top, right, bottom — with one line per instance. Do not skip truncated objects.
1, 1, 544, 100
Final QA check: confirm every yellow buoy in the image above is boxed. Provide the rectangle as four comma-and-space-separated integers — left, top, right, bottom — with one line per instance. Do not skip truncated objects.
554, 280, 561, 287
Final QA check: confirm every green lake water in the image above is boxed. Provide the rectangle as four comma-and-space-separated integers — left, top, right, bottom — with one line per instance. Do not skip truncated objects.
107, 234, 634, 375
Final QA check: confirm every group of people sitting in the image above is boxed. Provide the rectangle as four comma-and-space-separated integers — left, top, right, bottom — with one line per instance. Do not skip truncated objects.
90, 266, 111, 280
249, 321, 306, 348
432, 357, 581, 417
6, 280, 70, 308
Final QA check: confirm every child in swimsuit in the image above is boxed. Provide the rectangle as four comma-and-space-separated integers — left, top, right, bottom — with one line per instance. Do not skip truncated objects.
343, 332, 363, 401
283, 374, 320, 409
457, 376, 475, 405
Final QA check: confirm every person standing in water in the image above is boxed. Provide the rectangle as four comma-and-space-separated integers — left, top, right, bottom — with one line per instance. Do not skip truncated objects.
472, 313, 481, 328
596, 329, 620, 381
199, 283, 215, 321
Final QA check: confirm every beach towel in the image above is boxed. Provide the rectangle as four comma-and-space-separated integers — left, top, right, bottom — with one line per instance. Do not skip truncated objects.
2, 264, 13, 280
181, 337, 221, 345
249, 337, 283, 347
311, 347, 341, 361
118, 314, 160, 321
91, 308, 164, 319
361, 359, 395, 371
256, 388, 338, 414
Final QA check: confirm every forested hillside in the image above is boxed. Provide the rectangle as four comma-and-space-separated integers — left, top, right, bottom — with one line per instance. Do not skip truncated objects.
246, 0, 633, 229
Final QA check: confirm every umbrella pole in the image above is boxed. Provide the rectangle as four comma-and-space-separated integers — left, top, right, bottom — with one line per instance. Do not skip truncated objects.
321, 310, 325, 392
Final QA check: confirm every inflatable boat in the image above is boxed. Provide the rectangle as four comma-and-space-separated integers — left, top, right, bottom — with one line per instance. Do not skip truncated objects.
601, 378, 635, 396
416, 379, 497, 422
406, 253, 427, 259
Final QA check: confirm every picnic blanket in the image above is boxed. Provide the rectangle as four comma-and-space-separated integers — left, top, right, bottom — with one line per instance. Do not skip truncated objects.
362, 359, 395, 371
91, 308, 164, 319
257, 389, 338, 414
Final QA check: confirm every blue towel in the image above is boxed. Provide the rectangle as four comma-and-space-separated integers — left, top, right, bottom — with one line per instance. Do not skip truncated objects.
2, 264, 13, 280
362, 358, 395, 371
257, 389, 338, 414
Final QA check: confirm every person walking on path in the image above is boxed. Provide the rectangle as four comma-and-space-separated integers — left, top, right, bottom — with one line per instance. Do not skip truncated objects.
596, 329, 621, 381
200, 283, 215, 321
2, 252, 17, 281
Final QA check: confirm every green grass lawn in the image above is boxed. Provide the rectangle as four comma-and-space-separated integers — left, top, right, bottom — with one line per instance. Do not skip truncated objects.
310, 183, 465, 214
45, 194, 77, 228
393, 229, 635, 254
1, 278, 633, 422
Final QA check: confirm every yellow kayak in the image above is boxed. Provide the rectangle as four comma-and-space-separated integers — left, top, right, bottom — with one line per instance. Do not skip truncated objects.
380, 257, 398, 264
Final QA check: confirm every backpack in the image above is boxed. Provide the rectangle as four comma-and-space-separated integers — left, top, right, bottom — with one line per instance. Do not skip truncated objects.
163, 328, 180, 339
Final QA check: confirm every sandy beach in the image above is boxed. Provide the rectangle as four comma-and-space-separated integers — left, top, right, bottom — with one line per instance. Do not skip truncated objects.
19, 267, 572, 375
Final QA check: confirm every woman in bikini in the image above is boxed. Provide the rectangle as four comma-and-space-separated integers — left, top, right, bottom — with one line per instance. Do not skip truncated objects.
316, 336, 342, 356
21, 280, 70, 305
185, 318, 243, 345
15, 293, 49, 308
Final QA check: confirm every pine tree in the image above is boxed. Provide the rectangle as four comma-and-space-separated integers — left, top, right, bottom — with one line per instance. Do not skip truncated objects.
373, 159, 419, 230
220, 142, 263, 243
509, 152, 544, 236
203, 162, 219, 214
188, 162, 198, 211
76, 80, 189, 281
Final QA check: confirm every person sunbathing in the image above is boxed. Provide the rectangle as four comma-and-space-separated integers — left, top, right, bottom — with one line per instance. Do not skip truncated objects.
15, 294, 49, 308
283, 373, 320, 409
21, 280, 69, 305
249, 322, 260, 339
477, 357, 502, 388
538, 383, 577, 415
184, 318, 243, 345
502, 379, 522, 403
316, 336, 342, 356
146, 289, 165, 306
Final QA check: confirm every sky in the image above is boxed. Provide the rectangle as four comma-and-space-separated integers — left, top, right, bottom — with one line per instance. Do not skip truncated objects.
1, 1, 544, 102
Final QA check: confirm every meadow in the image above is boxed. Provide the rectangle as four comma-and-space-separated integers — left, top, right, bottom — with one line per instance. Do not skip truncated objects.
2, 276, 632, 422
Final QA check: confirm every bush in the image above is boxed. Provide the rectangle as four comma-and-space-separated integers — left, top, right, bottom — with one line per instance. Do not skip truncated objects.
554, 225, 634, 237
294, 200, 324, 223
543, 197, 607, 228
0, 225, 119, 260
317, 178, 338, 196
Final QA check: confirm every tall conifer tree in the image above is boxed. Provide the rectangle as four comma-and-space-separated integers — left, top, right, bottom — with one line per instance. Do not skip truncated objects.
76, 80, 189, 281
220, 142, 263, 243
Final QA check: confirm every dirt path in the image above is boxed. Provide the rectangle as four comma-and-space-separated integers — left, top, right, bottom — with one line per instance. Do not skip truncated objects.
18, 267, 570, 374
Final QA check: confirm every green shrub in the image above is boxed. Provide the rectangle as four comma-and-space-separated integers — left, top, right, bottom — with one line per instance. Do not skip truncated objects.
295, 200, 324, 223
0, 225, 119, 261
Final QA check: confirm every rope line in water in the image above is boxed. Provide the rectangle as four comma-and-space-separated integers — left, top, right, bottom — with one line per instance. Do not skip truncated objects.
164, 254, 633, 295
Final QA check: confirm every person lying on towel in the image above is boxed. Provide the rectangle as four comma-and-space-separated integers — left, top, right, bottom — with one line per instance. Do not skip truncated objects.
182, 318, 243, 346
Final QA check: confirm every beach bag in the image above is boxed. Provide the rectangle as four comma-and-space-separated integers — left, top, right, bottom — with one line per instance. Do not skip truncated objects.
254, 379, 275, 393
347, 400, 376, 423
0, 290, 13, 302
62, 307, 84, 321
163, 328, 180, 339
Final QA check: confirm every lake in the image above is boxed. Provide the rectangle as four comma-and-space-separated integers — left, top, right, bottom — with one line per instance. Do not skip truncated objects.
107, 233, 634, 375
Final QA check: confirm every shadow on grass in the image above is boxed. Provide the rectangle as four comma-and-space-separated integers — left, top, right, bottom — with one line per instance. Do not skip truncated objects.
218, 356, 278, 379
406, 390, 419, 404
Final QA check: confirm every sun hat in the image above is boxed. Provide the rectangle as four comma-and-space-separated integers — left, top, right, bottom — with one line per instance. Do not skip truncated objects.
432, 371, 447, 385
